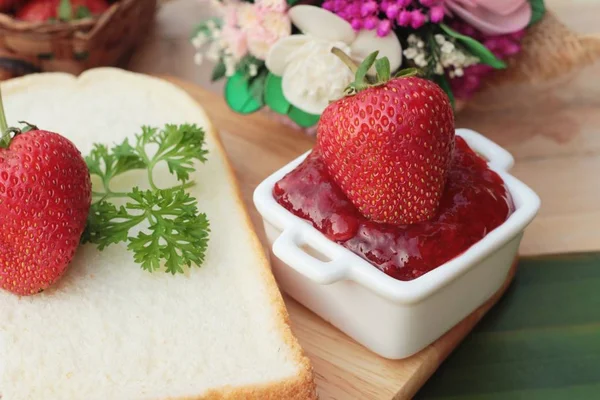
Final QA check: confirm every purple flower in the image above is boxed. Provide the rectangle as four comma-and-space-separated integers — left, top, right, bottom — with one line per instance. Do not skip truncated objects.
377, 19, 392, 37
429, 6, 444, 23
397, 10, 412, 27
350, 18, 363, 30
384, 4, 400, 20
322, 0, 334, 11
363, 15, 379, 30
410, 10, 426, 29
346, 3, 360, 17
360, 1, 378, 17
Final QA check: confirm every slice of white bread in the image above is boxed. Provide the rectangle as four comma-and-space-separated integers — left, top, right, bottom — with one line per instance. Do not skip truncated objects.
0, 69, 316, 400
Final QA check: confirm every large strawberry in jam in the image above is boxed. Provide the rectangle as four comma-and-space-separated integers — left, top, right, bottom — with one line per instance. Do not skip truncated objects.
318, 51, 454, 226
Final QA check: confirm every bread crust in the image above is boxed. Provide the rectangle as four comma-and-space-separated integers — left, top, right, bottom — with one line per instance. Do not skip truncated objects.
195, 95, 317, 400
1, 69, 317, 400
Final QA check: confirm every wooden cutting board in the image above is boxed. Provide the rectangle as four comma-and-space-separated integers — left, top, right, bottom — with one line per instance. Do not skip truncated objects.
162, 76, 520, 399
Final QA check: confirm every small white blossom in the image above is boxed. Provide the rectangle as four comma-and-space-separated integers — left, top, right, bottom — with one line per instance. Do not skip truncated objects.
192, 34, 208, 49
441, 41, 455, 54
194, 53, 204, 65
403, 48, 418, 59
206, 20, 217, 30
248, 63, 258, 77
435, 34, 446, 45
408, 34, 419, 45
206, 41, 221, 61
414, 54, 427, 68
225, 57, 236, 76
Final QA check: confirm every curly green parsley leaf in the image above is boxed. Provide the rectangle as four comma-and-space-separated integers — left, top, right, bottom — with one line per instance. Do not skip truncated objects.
82, 124, 210, 274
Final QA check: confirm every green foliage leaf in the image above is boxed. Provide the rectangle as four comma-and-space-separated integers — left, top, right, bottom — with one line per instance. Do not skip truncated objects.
211, 60, 226, 82
190, 17, 222, 40
134, 124, 208, 183
225, 72, 263, 114
433, 74, 455, 110
249, 70, 268, 104
288, 106, 320, 128
126, 188, 210, 274
83, 124, 210, 275
440, 24, 507, 69
75, 5, 92, 19
57, 0, 72, 21
264, 73, 291, 115
355, 50, 379, 87
528, 0, 546, 25
375, 57, 391, 83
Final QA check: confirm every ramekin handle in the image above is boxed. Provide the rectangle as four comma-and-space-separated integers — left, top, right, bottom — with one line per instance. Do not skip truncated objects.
272, 226, 350, 285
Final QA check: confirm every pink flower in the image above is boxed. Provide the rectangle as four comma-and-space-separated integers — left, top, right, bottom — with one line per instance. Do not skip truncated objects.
255, 0, 287, 14
221, 25, 248, 61
246, 11, 291, 60
445, 0, 532, 35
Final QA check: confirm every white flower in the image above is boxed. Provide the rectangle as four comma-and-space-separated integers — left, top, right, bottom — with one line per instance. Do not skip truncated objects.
441, 41, 455, 54
403, 48, 418, 59
191, 34, 207, 49
265, 5, 402, 115
249, 63, 258, 77
194, 53, 204, 66
206, 19, 217, 31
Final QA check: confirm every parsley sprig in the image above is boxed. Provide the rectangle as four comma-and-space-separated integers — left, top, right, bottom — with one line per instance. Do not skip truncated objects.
82, 124, 210, 274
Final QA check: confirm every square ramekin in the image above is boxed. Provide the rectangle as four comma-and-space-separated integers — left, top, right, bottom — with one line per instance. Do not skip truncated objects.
253, 129, 541, 359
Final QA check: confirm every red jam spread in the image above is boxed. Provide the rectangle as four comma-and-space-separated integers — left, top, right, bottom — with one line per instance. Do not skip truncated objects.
273, 137, 514, 280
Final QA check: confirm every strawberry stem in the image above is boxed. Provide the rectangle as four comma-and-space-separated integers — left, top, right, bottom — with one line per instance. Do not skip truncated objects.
0, 85, 8, 136
331, 47, 358, 75
331, 49, 422, 97
0, 86, 28, 149
0, 85, 13, 149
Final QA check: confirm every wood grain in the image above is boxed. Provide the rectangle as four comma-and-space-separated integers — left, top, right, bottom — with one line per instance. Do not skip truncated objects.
163, 76, 519, 400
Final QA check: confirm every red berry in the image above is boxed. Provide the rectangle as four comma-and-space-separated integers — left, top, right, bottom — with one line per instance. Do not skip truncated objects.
16, 0, 109, 22
0, 130, 91, 295
317, 76, 455, 225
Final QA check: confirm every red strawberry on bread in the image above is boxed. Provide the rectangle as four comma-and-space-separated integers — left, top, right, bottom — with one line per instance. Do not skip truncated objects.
317, 50, 454, 225
0, 89, 91, 295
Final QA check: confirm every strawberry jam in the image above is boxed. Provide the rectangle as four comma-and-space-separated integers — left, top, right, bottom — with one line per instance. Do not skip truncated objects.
273, 137, 514, 281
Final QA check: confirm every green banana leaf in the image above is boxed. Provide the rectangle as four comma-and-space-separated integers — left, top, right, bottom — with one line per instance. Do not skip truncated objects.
416, 253, 600, 399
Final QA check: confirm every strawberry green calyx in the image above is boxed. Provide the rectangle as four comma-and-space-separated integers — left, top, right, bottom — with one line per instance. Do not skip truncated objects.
331, 48, 419, 96
0, 86, 16, 149
0, 87, 32, 149
0, 86, 7, 139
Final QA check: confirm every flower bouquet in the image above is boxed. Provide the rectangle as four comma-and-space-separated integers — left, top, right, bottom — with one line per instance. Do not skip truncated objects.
191, 0, 597, 130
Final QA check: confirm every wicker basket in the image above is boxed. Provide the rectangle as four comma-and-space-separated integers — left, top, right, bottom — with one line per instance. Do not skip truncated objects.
0, 0, 157, 80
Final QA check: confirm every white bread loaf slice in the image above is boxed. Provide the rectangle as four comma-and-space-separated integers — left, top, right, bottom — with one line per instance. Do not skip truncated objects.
0, 69, 316, 400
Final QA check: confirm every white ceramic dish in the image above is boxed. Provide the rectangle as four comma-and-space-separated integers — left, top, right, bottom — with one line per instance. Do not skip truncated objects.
253, 129, 541, 359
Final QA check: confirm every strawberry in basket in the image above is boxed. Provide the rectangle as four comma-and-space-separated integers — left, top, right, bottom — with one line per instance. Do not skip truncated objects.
16, 0, 109, 22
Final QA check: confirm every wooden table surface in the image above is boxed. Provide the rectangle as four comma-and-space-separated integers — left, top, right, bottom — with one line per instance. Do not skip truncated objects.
129, 1, 600, 398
